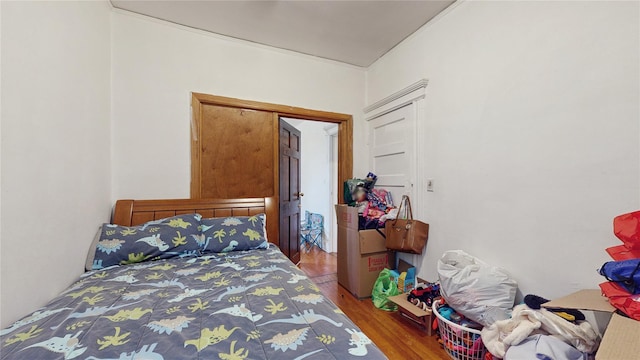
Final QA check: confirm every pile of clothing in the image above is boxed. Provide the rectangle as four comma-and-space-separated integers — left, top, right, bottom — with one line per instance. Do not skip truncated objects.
481, 295, 599, 360
344, 172, 397, 229
480, 207, 640, 360
436, 250, 601, 360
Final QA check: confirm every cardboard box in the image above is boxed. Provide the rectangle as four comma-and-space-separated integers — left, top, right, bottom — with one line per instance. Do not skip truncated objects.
336, 204, 395, 298
388, 293, 434, 335
543, 289, 640, 360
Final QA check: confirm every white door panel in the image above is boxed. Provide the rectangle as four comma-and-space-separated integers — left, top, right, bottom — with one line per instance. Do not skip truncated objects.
369, 104, 414, 206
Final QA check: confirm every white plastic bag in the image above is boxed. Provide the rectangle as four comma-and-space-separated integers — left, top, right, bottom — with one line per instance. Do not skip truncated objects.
437, 250, 518, 327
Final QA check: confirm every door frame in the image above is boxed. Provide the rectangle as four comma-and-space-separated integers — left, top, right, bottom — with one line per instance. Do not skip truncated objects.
190, 93, 353, 247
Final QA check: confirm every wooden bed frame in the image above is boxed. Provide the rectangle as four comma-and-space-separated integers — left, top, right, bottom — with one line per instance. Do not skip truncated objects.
112, 197, 279, 247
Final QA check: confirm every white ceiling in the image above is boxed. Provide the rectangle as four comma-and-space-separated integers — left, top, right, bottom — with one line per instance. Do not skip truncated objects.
110, 0, 455, 67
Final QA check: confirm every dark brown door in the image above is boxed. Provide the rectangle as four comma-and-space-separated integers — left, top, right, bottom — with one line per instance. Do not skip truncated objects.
279, 119, 302, 264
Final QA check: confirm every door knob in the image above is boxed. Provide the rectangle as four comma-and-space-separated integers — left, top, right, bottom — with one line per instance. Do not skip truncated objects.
297, 192, 304, 197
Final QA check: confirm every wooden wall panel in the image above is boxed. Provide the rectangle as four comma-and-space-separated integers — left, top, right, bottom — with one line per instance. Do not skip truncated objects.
199, 105, 274, 199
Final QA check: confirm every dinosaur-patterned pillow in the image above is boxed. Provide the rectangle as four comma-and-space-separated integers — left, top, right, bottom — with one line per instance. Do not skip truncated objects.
200, 213, 268, 253
90, 214, 203, 270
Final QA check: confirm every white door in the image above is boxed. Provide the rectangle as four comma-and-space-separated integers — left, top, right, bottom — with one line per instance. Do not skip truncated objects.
368, 104, 415, 205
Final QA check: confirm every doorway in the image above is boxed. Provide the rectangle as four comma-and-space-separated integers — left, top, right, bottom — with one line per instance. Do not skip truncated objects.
282, 118, 338, 253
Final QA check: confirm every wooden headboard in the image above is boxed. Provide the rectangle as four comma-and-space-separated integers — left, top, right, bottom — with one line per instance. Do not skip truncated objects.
112, 197, 279, 246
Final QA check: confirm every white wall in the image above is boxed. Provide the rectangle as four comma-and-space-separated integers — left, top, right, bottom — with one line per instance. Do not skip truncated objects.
0, 1, 112, 327
296, 121, 337, 251
367, 1, 640, 299
111, 11, 366, 201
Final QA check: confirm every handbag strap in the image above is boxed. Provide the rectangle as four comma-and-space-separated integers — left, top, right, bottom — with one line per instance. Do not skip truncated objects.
392, 195, 414, 226
404, 196, 414, 220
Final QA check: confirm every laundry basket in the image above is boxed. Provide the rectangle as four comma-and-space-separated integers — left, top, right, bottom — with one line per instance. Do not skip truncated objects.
432, 300, 487, 360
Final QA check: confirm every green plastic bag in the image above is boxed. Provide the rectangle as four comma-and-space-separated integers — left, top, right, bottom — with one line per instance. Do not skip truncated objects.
372, 268, 399, 311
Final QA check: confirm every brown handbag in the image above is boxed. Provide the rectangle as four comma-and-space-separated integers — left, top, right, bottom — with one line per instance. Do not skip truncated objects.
385, 195, 429, 254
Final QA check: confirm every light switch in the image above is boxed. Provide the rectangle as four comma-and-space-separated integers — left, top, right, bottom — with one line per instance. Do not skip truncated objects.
426, 179, 434, 192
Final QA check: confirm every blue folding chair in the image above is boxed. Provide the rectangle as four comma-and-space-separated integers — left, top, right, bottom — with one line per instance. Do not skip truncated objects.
300, 211, 324, 251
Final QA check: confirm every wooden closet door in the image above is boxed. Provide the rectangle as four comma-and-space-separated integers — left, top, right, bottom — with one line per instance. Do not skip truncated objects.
197, 105, 276, 199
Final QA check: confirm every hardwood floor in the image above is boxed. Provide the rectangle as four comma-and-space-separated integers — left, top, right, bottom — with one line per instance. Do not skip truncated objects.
299, 247, 450, 360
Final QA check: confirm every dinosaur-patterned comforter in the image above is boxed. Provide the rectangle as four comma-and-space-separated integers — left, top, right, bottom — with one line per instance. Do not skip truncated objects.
1, 246, 387, 359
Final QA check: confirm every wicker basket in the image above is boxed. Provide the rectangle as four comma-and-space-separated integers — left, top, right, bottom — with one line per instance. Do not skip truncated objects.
432, 300, 488, 360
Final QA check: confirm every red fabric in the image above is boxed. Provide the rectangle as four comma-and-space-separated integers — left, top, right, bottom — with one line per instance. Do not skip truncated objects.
599, 281, 640, 321
606, 244, 640, 261
484, 352, 497, 360
614, 211, 640, 250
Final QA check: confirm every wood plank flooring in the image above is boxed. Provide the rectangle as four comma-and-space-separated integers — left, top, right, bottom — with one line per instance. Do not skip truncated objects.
299, 247, 450, 360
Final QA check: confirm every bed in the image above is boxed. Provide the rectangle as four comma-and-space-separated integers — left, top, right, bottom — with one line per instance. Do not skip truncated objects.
0, 198, 387, 360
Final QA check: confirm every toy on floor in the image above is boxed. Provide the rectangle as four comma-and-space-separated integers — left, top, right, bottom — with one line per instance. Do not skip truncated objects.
407, 282, 440, 310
